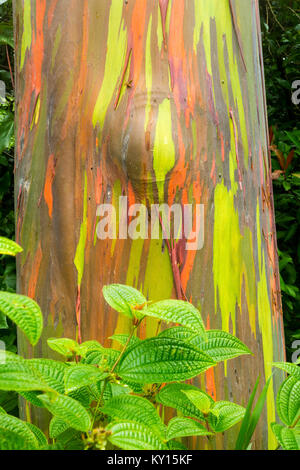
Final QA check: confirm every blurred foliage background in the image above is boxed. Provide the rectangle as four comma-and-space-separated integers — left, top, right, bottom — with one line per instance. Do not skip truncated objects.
0, 0, 298, 415
260, 0, 300, 361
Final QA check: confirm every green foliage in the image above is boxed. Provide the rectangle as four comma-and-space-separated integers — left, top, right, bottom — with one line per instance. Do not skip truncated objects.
0, 281, 257, 450
106, 421, 168, 451
159, 327, 252, 362
117, 337, 216, 383
260, 0, 300, 360
0, 292, 43, 346
235, 376, 272, 450
102, 284, 147, 319
141, 299, 206, 338
271, 362, 300, 450
166, 417, 211, 440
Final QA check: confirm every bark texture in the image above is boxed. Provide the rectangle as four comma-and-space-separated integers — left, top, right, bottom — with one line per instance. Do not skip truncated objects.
14, 0, 285, 449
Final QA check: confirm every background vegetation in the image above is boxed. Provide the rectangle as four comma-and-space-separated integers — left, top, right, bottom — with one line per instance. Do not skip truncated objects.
0, 0, 298, 419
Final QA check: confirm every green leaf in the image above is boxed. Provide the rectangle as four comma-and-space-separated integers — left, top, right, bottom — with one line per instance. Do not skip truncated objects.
208, 401, 245, 432
107, 421, 167, 450
102, 394, 166, 439
82, 347, 120, 370
167, 439, 188, 450
68, 386, 91, 407
182, 389, 214, 414
47, 338, 79, 357
0, 414, 39, 448
19, 391, 46, 408
0, 428, 32, 450
109, 334, 141, 348
160, 328, 252, 362
0, 109, 14, 153
27, 358, 68, 393
102, 284, 146, 319
166, 417, 212, 440
118, 337, 216, 383
0, 292, 43, 346
25, 422, 48, 447
0, 312, 8, 329
0, 24, 14, 48
277, 376, 300, 426
156, 383, 207, 420
142, 300, 206, 338
0, 361, 53, 392
64, 364, 108, 392
235, 376, 260, 450
76, 340, 105, 358
271, 423, 300, 450
273, 362, 300, 379
49, 416, 70, 439
37, 392, 91, 432
0, 237, 22, 256
242, 376, 272, 449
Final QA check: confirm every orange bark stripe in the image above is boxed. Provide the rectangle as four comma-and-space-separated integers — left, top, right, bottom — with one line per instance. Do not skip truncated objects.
44, 154, 56, 218
28, 243, 43, 299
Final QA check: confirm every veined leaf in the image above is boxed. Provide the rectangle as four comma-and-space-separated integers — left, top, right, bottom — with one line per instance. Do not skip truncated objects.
102, 394, 166, 439
107, 421, 167, 450
208, 401, 245, 432
49, 417, 70, 439
182, 389, 214, 414
160, 328, 251, 362
69, 386, 91, 407
0, 429, 32, 450
276, 376, 300, 426
0, 361, 53, 392
156, 383, 207, 420
166, 417, 212, 440
271, 423, 300, 450
47, 338, 79, 358
19, 391, 46, 408
158, 326, 196, 341
25, 422, 48, 447
0, 292, 43, 346
102, 284, 146, 319
0, 312, 8, 329
109, 334, 141, 348
0, 414, 39, 448
76, 340, 105, 357
28, 358, 68, 393
37, 392, 91, 432
64, 364, 108, 392
0, 237, 23, 256
118, 337, 216, 383
167, 439, 188, 450
273, 362, 300, 379
142, 300, 206, 338
0, 406, 6, 414
82, 347, 120, 370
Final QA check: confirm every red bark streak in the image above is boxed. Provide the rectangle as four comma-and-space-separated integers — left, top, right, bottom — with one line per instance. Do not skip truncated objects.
44, 154, 56, 218
28, 243, 42, 299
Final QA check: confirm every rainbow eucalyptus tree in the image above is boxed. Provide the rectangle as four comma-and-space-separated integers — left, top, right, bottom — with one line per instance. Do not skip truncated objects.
13, 0, 285, 449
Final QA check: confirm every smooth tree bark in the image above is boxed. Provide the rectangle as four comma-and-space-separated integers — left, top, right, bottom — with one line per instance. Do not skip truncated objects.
14, 0, 285, 449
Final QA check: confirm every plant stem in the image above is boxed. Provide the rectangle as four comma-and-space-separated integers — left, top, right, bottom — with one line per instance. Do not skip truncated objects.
90, 317, 143, 430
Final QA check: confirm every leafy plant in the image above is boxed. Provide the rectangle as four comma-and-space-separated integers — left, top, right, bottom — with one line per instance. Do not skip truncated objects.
271, 362, 300, 450
0, 241, 260, 450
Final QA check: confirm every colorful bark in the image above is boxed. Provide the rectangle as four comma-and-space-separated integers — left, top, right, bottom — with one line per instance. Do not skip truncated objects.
14, 0, 285, 449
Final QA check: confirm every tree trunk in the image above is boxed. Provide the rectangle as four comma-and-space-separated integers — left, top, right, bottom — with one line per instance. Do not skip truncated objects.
13, 0, 285, 449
